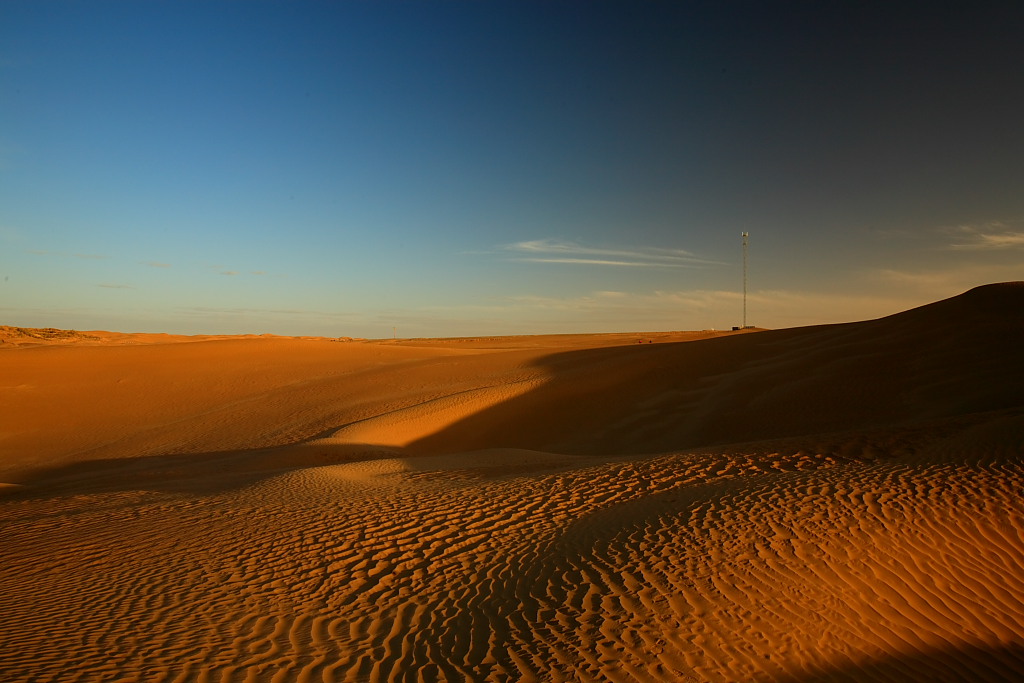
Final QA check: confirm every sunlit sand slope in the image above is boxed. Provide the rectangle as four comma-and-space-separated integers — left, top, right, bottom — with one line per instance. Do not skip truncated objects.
0, 338, 497, 479
1, 283, 1023, 682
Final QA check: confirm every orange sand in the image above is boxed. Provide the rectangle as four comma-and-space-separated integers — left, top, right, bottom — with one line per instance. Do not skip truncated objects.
2, 283, 1023, 681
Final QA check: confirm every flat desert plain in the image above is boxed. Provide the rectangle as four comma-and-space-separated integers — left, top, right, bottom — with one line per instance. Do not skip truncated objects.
2, 282, 1024, 682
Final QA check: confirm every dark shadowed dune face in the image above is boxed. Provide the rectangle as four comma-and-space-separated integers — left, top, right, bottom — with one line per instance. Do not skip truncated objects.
408, 282, 1024, 455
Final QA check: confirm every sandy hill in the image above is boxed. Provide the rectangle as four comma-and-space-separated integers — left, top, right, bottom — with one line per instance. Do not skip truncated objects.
0, 325, 101, 345
1, 283, 1023, 682
408, 281, 1024, 456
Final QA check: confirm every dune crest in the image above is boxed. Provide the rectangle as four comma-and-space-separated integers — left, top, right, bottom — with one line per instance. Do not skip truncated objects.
2, 283, 1023, 681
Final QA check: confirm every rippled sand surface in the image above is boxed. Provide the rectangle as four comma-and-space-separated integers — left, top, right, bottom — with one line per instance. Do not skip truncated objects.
2, 283, 1023, 681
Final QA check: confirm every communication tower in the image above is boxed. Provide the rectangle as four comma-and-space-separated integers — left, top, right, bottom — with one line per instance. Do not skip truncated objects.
742, 232, 749, 328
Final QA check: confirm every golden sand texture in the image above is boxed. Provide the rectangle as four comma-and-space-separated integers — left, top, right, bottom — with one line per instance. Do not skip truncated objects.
1, 283, 1023, 682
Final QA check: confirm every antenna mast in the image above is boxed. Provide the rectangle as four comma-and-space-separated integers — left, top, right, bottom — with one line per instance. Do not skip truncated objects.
741, 232, 749, 328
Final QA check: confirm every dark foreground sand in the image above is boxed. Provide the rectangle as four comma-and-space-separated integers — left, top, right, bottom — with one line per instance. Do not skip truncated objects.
2, 283, 1023, 682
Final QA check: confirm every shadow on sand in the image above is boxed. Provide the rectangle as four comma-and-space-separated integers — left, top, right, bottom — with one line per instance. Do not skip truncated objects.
776, 642, 1024, 683
1, 441, 411, 499
406, 282, 1024, 456
7, 283, 1024, 500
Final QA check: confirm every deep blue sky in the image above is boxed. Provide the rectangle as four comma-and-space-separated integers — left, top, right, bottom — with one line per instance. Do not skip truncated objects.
2, 1, 1022, 336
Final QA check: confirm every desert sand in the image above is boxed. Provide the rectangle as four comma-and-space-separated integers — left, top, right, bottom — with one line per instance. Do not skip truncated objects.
2, 282, 1023, 682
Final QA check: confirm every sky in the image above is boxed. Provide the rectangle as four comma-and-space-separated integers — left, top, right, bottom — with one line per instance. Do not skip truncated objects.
2, 1, 1022, 338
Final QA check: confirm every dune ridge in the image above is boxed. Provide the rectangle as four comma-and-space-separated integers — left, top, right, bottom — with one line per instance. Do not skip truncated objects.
1, 283, 1023, 681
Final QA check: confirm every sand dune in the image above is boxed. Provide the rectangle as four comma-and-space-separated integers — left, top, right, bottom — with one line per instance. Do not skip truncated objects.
2, 283, 1023, 681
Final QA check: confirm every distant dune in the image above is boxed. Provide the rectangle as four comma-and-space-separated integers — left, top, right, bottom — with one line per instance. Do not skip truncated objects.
2, 283, 1023, 681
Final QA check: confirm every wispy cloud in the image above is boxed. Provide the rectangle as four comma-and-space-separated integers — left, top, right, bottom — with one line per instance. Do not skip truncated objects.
184, 306, 357, 317
206, 265, 276, 277
874, 262, 1024, 293
956, 232, 1024, 249
28, 250, 108, 259
500, 239, 725, 268
948, 221, 1024, 250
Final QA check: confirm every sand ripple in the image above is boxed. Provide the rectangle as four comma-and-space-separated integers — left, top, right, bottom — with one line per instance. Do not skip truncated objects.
3, 420, 1024, 681
4, 284, 1023, 680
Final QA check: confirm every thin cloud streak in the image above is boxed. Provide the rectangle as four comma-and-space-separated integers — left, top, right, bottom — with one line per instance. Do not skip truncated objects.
948, 221, 1024, 250
501, 239, 725, 268
953, 232, 1024, 249
874, 263, 1024, 293
519, 258, 689, 267
184, 305, 343, 316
